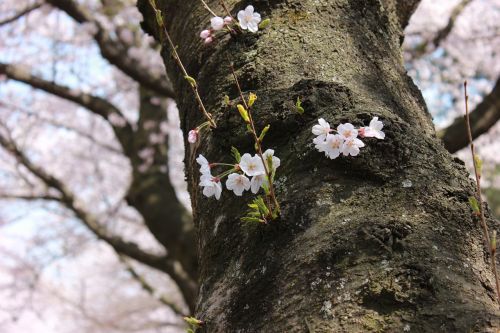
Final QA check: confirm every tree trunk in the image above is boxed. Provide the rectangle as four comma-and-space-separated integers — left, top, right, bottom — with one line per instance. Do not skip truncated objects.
139, 0, 500, 331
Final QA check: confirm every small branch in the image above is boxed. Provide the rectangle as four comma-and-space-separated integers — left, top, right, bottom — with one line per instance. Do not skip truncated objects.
200, 0, 217, 17
148, 0, 216, 128
229, 63, 280, 216
0, 3, 43, 27
463, 81, 500, 306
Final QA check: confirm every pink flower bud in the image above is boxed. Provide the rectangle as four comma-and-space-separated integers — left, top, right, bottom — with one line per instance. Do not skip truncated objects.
188, 129, 199, 143
200, 29, 211, 39
204, 36, 214, 44
358, 127, 366, 138
223, 16, 233, 24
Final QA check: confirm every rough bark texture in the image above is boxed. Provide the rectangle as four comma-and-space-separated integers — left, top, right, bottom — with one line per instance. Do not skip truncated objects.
139, 0, 500, 331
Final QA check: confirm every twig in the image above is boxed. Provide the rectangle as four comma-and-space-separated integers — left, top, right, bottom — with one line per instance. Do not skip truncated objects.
228, 62, 280, 216
149, 0, 216, 128
200, 0, 218, 17
464, 81, 500, 306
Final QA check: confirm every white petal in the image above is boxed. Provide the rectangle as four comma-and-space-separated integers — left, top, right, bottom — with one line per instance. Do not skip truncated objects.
247, 21, 258, 32
245, 5, 254, 15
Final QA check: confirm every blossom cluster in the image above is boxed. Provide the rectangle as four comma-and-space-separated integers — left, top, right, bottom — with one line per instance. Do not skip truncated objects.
312, 117, 385, 159
197, 149, 280, 200
199, 5, 262, 44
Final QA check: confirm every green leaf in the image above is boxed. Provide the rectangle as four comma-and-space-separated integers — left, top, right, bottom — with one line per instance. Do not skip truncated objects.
296, 97, 304, 114
241, 216, 265, 224
248, 92, 257, 107
224, 95, 231, 106
258, 18, 271, 30
184, 317, 202, 327
258, 125, 270, 143
184, 75, 197, 87
468, 196, 480, 214
246, 124, 253, 133
231, 146, 241, 163
237, 104, 250, 122
474, 154, 483, 177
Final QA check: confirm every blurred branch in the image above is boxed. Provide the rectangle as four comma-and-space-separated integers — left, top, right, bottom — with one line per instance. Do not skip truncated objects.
432, 0, 472, 48
119, 255, 186, 316
45, 0, 175, 98
0, 193, 61, 201
0, 62, 122, 120
0, 62, 136, 155
407, 0, 472, 59
440, 77, 500, 153
0, 101, 123, 155
0, 2, 43, 27
0, 131, 198, 311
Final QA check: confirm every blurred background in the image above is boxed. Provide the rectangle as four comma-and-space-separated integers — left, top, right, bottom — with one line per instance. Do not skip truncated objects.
0, 0, 498, 332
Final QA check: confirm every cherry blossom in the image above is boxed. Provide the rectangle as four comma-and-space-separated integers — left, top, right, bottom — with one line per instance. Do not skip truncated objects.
250, 174, 267, 194
200, 177, 222, 199
196, 154, 210, 174
226, 173, 251, 196
341, 138, 365, 157
312, 118, 331, 141
360, 117, 385, 139
337, 123, 358, 140
321, 134, 344, 159
237, 5, 261, 33
239, 153, 265, 176
262, 149, 281, 171
224, 16, 233, 25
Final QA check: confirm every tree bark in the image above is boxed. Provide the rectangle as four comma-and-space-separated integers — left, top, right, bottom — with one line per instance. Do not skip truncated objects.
139, 0, 500, 331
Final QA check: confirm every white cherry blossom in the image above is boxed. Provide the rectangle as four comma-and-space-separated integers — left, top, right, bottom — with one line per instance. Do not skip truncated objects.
341, 138, 365, 156
250, 174, 267, 194
200, 177, 222, 199
322, 134, 344, 159
262, 149, 281, 171
312, 118, 331, 141
337, 123, 358, 140
361, 117, 385, 139
196, 154, 210, 174
226, 173, 251, 196
237, 5, 261, 33
239, 153, 265, 176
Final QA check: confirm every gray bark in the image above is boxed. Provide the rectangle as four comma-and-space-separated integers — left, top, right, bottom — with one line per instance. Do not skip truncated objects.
139, 0, 500, 331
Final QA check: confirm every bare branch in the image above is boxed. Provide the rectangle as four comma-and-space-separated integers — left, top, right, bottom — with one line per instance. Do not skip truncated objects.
0, 2, 43, 27
440, 77, 500, 153
45, 0, 175, 98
